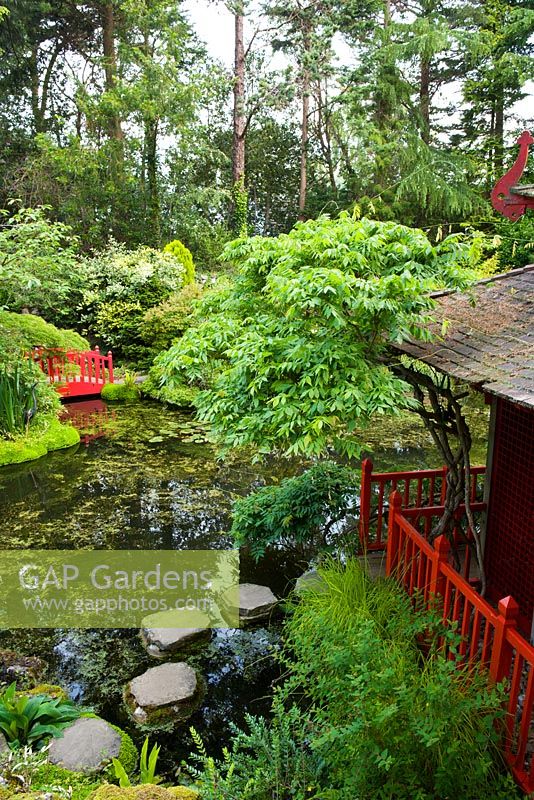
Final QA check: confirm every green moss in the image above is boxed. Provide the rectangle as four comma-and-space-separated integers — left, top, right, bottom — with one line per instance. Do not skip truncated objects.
101, 384, 140, 403
0, 417, 79, 467
31, 763, 102, 800
87, 785, 198, 800
19, 683, 68, 701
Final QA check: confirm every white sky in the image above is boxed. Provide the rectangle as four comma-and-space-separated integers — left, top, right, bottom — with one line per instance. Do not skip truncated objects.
182, 0, 533, 129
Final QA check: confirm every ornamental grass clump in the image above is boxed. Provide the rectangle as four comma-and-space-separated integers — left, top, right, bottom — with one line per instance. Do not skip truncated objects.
281, 559, 517, 800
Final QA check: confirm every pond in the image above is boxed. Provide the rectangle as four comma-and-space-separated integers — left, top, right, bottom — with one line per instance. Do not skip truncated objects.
0, 398, 489, 777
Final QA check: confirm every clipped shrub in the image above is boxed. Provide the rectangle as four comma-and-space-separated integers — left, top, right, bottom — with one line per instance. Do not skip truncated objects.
0, 311, 89, 363
139, 285, 203, 352
101, 383, 140, 403
163, 240, 195, 285
0, 417, 79, 467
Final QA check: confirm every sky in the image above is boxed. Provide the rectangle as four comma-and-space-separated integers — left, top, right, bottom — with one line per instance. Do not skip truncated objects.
182, 0, 534, 130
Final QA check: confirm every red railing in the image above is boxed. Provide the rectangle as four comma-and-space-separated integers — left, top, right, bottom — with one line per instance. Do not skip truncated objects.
31, 347, 114, 399
359, 459, 486, 579
387, 491, 534, 794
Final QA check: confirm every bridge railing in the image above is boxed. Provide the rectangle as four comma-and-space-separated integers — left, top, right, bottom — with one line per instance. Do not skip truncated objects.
31, 347, 114, 397
358, 458, 486, 579
387, 491, 534, 795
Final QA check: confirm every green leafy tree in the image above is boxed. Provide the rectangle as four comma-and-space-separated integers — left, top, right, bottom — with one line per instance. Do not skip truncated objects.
156, 214, 477, 457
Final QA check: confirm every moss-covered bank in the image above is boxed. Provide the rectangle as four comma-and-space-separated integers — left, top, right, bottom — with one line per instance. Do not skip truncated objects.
0, 417, 79, 467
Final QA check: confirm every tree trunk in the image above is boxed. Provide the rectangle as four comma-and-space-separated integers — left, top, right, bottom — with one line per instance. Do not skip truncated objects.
494, 85, 504, 178
420, 56, 431, 144
232, 6, 246, 187
299, 36, 311, 221
145, 116, 161, 247
102, 1, 123, 141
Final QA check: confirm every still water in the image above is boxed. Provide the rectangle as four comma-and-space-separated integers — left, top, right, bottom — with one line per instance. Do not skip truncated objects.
0, 398, 489, 773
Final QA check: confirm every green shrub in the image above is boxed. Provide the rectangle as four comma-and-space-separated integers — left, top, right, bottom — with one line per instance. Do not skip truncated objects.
0, 682, 80, 749
81, 242, 187, 363
141, 365, 198, 408
163, 240, 195, 285
230, 462, 359, 560
187, 699, 322, 800
0, 312, 88, 364
140, 285, 203, 352
101, 383, 140, 403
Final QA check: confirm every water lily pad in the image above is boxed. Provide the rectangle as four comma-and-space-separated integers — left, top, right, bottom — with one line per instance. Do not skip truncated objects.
148, 436, 164, 443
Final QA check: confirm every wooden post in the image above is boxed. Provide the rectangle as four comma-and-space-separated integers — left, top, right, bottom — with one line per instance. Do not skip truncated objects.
359, 458, 373, 548
490, 595, 519, 684
107, 351, 114, 384
386, 490, 402, 576
429, 535, 450, 600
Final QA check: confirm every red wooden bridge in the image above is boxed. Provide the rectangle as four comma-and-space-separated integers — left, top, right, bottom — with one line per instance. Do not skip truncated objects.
32, 347, 114, 399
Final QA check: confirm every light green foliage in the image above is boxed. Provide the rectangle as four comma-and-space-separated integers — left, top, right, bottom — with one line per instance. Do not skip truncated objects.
187, 699, 321, 800
0, 207, 83, 324
163, 241, 195, 285
278, 560, 517, 799
231, 461, 359, 559
155, 215, 476, 457
101, 383, 140, 403
29, 763, 102, 800
83, 242, 186, 363
88, 786, 198, 800
112, 738, 162, 787
141, 367, 199, 408
0, 311, 88, 358
140, 285, 204, 352
0, 418, 80, 467
0, 682, 80, 749
495, 215, 534, 271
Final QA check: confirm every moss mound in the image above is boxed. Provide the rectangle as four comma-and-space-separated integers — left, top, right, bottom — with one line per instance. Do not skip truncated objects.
101, 384, 140, 403
19, 683, 68, 701
88, 785, 198, 800
30, 763, 102, 800
0, 417, 79, 467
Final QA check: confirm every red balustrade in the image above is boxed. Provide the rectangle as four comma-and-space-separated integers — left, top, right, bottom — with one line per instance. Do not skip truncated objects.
387, 490, 534, 794
31, 347, 114, 399
359, 459, 486, 579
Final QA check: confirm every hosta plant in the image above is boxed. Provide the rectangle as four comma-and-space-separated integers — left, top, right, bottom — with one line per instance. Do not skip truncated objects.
0, 682, 80, 749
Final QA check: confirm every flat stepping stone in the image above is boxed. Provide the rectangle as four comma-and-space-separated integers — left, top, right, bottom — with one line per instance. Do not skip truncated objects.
0, 732, 8, 754
141, 610, 211, 658
124, 662, 202, 726
222, 583, 278, 624
48, 717, 121, 773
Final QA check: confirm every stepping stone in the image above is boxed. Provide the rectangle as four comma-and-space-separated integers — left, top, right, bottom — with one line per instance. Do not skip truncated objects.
141, 610, 211, 658
0, 732, 8, 754
48, 717, 121, 773
124, 662, 202, 726
222, 583, 278, 624
295, 569, 327, 595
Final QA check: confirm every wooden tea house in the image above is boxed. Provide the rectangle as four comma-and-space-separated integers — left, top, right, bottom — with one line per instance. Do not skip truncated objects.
358, 263, 534, 792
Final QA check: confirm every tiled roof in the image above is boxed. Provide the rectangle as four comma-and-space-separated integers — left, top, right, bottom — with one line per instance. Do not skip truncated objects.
395, 264, 534, 408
